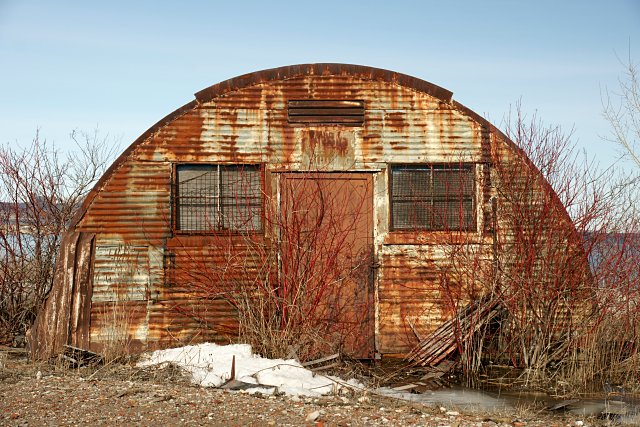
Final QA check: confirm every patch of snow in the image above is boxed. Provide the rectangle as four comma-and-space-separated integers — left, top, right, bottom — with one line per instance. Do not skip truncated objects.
137, 342, 361, 397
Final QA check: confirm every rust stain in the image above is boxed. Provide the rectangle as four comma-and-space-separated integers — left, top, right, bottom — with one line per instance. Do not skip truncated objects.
299, 128, 357, 170
361, 133, 384, 162
223, 109, 240, 162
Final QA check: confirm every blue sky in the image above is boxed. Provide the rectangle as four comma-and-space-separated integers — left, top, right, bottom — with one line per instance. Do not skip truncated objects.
0, 1, 639, 169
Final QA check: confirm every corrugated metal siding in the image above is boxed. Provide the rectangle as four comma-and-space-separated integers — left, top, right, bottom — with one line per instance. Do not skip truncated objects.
76, 161, 171, 243
92, 243, 150, 302
377, 244, 494, 354
147, 298, 238, 347
147, 236, 256, 347
90, 301, 149, 353
379, 245, 441, 353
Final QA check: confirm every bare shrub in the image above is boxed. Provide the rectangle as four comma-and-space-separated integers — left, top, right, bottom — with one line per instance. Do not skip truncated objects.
0, 130, 117, 345
97, 300, 134, 364
433, 105, 637, 391
558, 230, 640, 392
489, 110, 597, 385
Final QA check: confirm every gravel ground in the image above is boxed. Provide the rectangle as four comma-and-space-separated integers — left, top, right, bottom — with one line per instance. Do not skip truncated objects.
0, 356, 603, 426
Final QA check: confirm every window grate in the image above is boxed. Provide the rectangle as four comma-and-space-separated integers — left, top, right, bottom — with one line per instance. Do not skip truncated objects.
176, 164, 262, 232
288, 100, 364, 125
391, 164, 475, 231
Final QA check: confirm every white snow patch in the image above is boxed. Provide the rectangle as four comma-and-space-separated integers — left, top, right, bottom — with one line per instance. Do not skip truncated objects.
137, 342, 361, 396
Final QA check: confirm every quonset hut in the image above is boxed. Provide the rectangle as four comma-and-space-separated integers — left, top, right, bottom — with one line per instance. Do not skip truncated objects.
29, 64, 588, 360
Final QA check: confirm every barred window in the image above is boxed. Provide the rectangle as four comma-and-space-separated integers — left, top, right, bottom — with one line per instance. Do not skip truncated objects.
175, 164, 262, 232
390, 164, 475, 231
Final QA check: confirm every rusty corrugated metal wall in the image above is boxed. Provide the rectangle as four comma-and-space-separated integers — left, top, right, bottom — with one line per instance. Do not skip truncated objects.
29, 64, 582, 359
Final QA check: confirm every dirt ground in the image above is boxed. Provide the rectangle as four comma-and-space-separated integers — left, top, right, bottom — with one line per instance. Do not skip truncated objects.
0, 354, 610, 426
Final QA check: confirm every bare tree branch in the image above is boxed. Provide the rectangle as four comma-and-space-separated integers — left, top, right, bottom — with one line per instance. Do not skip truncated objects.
602, 53, 640, 168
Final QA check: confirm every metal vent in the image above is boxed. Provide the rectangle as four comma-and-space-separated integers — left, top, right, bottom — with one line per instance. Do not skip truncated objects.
288, 100, 365, 125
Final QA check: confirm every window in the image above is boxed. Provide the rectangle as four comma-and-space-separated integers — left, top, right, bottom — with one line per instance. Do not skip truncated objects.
390, 164, 475, 231
175, 164, 262, 232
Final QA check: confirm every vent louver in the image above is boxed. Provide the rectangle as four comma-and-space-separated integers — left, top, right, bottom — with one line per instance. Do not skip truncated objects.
288, 100, 365, 125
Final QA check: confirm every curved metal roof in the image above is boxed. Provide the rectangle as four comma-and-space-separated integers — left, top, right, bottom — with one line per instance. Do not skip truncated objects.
193, 63, 453, 103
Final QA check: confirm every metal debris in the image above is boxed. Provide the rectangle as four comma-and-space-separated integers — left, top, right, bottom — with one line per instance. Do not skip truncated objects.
60, 344, 103, 367
407, 298, 503, 367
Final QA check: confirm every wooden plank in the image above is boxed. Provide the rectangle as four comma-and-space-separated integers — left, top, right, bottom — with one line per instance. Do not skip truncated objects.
0, 346, 28, 355
407, 297, 503, 367
392, 383, 420, 391
302, 353, 340, 367
406, 317, 423, 342
310, 362, 340, 371
548, 399, 580, 410
421, 371, 445, 380
63, 344, 103, 366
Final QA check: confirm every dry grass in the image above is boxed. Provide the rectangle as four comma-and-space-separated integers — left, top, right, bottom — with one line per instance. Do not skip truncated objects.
98, 300, 134, 365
